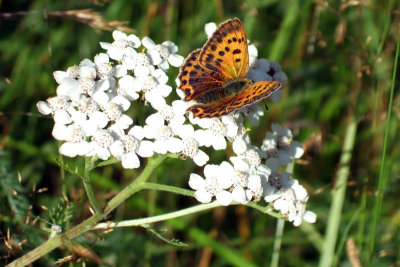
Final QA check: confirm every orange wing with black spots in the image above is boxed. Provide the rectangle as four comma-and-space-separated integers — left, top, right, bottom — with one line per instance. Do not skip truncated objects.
188, 81, 281, 118
178, 49, 225, 101
198, 18, 249, 80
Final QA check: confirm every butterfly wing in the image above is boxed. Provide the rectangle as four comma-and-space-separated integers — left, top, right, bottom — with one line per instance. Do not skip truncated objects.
199, 18, 249, 81
188, 81, 281, 118
178, 49, 225, 101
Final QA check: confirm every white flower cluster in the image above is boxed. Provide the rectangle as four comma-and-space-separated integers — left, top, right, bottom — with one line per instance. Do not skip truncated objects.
37, 23, 315, 226
37, 30, 185, 168
186, 23, 316, 226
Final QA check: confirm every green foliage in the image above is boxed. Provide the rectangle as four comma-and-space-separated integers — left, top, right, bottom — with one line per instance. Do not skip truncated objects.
1, 0, 400, 266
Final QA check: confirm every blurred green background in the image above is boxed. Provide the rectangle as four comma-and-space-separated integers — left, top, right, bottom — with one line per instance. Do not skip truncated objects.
1, 0, 400, 266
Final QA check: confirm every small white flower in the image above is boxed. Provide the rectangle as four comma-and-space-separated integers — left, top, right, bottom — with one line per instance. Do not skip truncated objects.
175, 124, 209, 166
117, 75, 140, 101
100, 30, 141, 61
261, 123, 304, 165
57, 124, 91, 157
56, 77, 81, 102
142, 37, 184, 70
193, 116, 238, 150
130, 68, 171, 107
94, 53, 114, 79
87, 130, 114, 160
143, 113, 183, 154
245, 175, 263, 202
272, 182, 315, 226
110, 129, 154, 169
230, 147, 262, 173
123, 52, 152, 74
188, 162, 234, 206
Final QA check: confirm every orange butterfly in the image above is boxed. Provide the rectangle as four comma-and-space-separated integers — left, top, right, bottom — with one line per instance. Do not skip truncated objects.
178, 18, 281, 118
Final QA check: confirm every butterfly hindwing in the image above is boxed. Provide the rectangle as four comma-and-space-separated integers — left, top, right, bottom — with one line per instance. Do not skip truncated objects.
188, 81, 281, 118
199, 18, 249, 81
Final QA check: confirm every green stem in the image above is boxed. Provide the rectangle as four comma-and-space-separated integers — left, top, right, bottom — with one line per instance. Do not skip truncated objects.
93, 201, 222, 229
103, 156, 166, 214
142, 182, 194, 197
368, 27, 400, 266
271, 219, 285, 267
318, 120, 357, 267
82, 157, 101, 215
6, 155, 167, 267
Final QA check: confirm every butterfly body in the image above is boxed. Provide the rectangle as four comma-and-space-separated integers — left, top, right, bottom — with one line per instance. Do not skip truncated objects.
178, 18, 282, 118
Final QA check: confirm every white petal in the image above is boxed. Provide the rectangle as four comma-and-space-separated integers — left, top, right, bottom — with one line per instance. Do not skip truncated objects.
59, 142, 78, 157
168, 54, 184, 67
232, 138, 247, 155
303, 211, 317, 224
56, 78, 80, 101
114, 65, 127, 77
110, 140, 125, 159
148, 50, 162, 65
96, 147, 111, 160
99, 41, 111, 50
145, 113, 164, 128
265, 158, 280, 173
158, 60, 169, 70
112, 30, 127, 41
53, 71, 69, 84
216, 191, 232, 206
188, 173, 206, 190
194, 190, 212, 203
279, 152, 292, 165
134, 65, 150, 77
127, 34, 141, 48
37, 101, 52, 115
51, 110, 71, 128
290, 141, 304, 158
107, 46, 124, 61
211, 136, 226, 150
232, 186, 247, 204
52, 124, 69, 140
230, 157, 249, 172
248, 44, 258, 59
166, 138, 183, 153
90, 111, 108, 129
122, 152, 140, 169
204, 22, 217, 38
148, 95, 166, 109
141, 36, 156, 49
137, 141, 154, 157
116, 114, 133, 129
111, 95, 130, 111
128, 125, 145, 140
175, 124, 194, 139
153, 139, 168, 154
193, 150, 209, 166
176, 88, 185, 99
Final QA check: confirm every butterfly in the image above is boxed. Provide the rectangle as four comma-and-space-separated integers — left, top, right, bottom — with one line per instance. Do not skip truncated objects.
178, 18, 282, 118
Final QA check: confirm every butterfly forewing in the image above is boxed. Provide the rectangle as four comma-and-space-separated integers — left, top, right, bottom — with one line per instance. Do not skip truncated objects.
199, 18, 249, 81
178, 49, 225, 101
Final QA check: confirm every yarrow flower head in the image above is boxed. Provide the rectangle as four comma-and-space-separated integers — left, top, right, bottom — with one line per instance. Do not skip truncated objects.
37, 22, 315, 227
